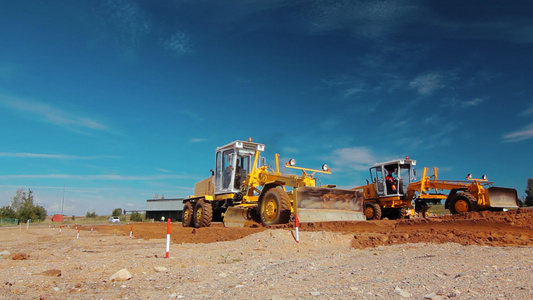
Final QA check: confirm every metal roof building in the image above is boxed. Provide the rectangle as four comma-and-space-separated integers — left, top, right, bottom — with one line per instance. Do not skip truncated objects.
146, 198, 184, 222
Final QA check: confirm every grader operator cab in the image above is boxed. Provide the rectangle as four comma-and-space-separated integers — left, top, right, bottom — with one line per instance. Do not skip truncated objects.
182, 139, 365, 228
356, 157, 520, 220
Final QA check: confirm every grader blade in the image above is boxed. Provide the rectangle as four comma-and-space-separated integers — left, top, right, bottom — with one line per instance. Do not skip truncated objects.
295, 187, 366, 223
487, 187, 519, 209
222, 206, 249, 227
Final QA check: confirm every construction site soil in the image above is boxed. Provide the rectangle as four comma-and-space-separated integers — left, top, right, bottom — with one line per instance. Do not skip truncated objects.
1, 208, 533, 299
90, 208, 533, 248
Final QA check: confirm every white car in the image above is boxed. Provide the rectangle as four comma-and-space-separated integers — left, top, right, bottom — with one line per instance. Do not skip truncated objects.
109, 216, 120, 223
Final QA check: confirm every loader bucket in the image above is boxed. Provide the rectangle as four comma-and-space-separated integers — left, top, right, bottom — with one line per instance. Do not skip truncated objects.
487, 187, 520, 209
295, 186, 366, 223
223, 206, 251, 228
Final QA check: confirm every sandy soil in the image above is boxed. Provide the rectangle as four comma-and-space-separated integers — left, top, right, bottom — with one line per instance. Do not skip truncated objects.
1, 209, 533, 299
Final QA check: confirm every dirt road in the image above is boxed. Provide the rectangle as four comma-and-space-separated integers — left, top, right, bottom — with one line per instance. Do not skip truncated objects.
1, 209, 532, 299
91, 208, 533, 248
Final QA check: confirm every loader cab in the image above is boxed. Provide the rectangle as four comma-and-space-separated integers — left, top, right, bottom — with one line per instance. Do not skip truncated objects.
214, 140, 265, 194
370, 158, 417, 197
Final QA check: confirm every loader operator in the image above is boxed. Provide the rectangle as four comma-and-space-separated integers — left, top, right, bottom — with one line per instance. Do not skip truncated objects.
385, 169, 398, 194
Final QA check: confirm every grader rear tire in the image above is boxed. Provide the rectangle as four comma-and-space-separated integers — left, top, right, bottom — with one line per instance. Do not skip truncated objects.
449, 192, 478, 214
364, 202, 382, 220
260, 188, 291, 226
193, 200, 213, 228
182, 201, 194, 227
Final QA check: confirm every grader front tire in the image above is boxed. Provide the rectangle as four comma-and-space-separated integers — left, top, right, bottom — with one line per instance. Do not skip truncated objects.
260, 188, 291, 226
449, 192, 478, 214
364, 202, 382, 220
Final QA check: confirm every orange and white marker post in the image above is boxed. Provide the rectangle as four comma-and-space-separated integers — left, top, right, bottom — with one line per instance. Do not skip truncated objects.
165, 219, 171, 258
76, 227, 80, 239
295, 214, 300, 243
129, 226, 133, 238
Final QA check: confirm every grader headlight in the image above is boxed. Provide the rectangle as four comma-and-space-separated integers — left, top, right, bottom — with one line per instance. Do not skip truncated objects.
466, 173, 472, 180
287, 159, 296, 166
321, 164, 330, 172
481, 175, 488, 180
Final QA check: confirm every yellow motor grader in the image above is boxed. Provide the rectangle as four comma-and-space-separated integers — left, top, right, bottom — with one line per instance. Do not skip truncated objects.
355, 157, 520, 220
182, 139, 365, 228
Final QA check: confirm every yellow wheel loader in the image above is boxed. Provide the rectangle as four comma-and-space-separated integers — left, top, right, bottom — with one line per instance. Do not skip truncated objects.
355, 157, 520, 220
182, 139, 365, 228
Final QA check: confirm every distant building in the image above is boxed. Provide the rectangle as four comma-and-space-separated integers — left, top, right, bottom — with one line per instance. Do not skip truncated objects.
145, 198, 184, 221
51, 214, 64, 222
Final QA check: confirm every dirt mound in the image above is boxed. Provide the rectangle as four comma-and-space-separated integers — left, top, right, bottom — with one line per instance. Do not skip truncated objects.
89, 209, 533, 249
89, 222, 266, 244
297, 208, 533, 249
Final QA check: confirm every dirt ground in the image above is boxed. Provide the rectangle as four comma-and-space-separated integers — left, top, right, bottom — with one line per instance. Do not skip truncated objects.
1, 209, 533, 299
90, 208, 533, 248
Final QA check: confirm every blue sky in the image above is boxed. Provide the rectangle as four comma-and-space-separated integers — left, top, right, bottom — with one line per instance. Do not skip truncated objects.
1, 1, 532, 216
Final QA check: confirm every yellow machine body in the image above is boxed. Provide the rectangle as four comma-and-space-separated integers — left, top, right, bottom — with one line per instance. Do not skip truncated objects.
356, 158, 519, 220
183, 139, 365, 228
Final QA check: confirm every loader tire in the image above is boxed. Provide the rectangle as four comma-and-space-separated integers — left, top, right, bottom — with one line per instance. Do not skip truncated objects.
193, 200, 213, 228
182, 201, 194, 227
449, 192, 478, 214
364, 202, 382, 220
260, 188, 291, 226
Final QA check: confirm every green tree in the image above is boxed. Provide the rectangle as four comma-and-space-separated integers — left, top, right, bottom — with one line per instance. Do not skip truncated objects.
17, 203, 35, 223
24, 188, 34, 205
10, 188, 25, 211
86, 210, 97, 218
112, 208, 122, 217
129, 211, 143, 222
33, 205, 47, 222
9, 188, 46, 223
0, 206, 16, 218
525, 178, 533, 207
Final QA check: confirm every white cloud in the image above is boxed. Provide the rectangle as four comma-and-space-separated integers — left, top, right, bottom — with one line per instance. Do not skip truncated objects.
0, 95, 112, 134
178, 109, 205, 122
503, 123, 533, 143
0, 174, 191, 181
191, 138, 207, 143
163, 31, 191, 56
305, 0, 419, 39
435, 19, 533, 44
0, 153, 116, 159
330, 147, 378, 171
409, 72, 444, 95
320, 118, 340, 130
342, 87, 365, 98
521, 106, 533, 116
282, 146, 299, 154
460, 98, 484, 107
441, 97, 485, 108
97, 0, 151, 62
303, 1, 533, 45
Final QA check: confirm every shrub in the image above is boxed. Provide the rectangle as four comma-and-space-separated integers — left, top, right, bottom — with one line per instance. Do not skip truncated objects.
129, 211, 143, 222
86, 210, 97, 218
112, 208, 122, 217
